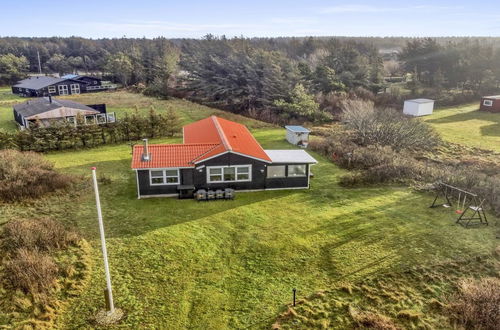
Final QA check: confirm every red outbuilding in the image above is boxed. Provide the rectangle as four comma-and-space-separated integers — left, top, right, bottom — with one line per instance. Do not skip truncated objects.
479, 95, 500, 112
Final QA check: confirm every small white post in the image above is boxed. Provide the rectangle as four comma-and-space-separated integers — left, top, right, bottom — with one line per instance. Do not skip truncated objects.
91, 167, 115, 314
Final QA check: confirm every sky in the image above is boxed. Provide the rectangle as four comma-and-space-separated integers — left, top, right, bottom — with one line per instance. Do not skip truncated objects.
1, 0, 499, 38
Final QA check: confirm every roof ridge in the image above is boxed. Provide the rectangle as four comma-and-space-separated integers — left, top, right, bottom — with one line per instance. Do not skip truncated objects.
211, 116, 232, 151
190, 143, 224, 163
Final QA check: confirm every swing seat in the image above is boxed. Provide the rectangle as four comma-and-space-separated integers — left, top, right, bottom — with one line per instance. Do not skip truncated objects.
469, 206, 482, 212
455, 210, 463, 214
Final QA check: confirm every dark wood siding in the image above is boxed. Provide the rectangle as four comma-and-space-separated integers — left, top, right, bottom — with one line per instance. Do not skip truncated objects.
137, 169, 179, 196
195, 153, 268, 190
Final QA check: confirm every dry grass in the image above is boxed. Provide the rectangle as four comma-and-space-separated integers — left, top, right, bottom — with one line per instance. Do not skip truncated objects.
4, 248, 59, 298
350, 307, 398, 330
448, 277, 500, 330
2, 217, 79, 252
0, 149, 73, 202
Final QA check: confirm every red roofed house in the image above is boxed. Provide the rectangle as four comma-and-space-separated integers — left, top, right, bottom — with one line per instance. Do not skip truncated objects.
131, 116, 317, 198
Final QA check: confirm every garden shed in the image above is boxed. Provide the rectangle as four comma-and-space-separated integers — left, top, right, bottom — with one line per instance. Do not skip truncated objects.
479, 95, 500, 112
403, 99, 435, 117
285, 126, 310, 147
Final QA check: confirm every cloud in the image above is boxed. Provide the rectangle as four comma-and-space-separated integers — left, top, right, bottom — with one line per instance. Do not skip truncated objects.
320, 4, 462, 14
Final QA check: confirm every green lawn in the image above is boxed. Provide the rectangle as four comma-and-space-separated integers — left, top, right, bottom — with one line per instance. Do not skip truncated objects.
0, 86, 24, 131
0, 90, 498, 328
425, 103, 500, 152
3, 131, 486, 328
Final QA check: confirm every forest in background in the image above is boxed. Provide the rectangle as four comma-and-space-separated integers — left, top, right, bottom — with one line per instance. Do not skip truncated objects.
1, 36, 500, 123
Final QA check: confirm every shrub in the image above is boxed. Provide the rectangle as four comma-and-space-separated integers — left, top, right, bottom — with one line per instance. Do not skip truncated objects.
2, 218, 79, 252
0, 150, 73, 201
341, 100, 441, 151
448, 277, 500, 330
4, 248, 59, 296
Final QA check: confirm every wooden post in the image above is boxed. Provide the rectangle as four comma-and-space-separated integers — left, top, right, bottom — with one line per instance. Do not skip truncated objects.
293, 288, 296, 307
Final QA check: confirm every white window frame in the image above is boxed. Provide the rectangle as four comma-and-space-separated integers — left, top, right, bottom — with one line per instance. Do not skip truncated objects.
58, 84, 68, 95
70, 83, 80, 94
267, 165, 286, 178
66, 116, 76, 126
207, 165, 252, 183
483, 99, 493, 107
48, 86, 56, 93
106, 112, 116, 123
287, 164, 307, 177
149, 169, 180, 186
84, 115, 96, 125
96, 113, 107, 124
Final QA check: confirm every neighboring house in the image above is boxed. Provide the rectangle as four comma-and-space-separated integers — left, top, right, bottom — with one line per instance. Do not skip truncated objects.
13, 96, 115, 129
131, 116, 318, 198
12, 75, 113, 97
285, 125, 310, 147
61, 74, 113, 92
479, 95, 500, 112
403, 99, 435, 116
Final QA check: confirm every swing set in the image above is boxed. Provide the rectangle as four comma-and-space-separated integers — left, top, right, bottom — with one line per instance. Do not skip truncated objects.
430, 182, 488, 228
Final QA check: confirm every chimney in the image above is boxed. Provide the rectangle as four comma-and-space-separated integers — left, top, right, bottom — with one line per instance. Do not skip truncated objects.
141, 139, 150, 161
48, 95, 52, 103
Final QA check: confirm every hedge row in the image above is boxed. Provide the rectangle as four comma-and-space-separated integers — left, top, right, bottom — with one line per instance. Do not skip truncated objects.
0, 108, 181, 152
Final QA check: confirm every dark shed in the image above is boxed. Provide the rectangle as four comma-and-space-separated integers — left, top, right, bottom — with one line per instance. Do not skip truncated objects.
480, 96, 500, 112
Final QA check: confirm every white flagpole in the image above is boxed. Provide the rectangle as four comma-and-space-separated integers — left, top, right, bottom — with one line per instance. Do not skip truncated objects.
91, 167, 115, 314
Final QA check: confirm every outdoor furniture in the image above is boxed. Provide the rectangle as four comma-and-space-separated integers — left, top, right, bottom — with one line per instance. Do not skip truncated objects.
207, 190, 216, 200
195, 189, 207, 201
178, 185, 195, 199
215, 189, 225, 199
224, 188, 235, 200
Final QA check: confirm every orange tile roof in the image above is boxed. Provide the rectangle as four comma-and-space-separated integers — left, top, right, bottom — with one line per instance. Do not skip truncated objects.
131, 143, 219, 169
184, 116, 271, 163
132, 116, 271, 169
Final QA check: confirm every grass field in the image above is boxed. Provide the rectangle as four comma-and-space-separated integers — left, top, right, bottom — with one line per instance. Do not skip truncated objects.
425, 103, 500, 152
0, 89, 498, 328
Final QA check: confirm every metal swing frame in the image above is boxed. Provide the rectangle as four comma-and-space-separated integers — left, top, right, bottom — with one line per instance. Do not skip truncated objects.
430, 182, 488, 228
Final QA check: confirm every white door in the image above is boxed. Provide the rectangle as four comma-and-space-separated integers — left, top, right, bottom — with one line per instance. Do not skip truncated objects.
58, 85, 68, 95
70, 84, 80, 94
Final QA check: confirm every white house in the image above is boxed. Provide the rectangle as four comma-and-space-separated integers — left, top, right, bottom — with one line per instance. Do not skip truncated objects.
285, 126, 310, 147
403, 99, 435, 117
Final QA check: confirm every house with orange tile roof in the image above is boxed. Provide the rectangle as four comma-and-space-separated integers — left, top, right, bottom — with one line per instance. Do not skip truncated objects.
131, 116, 317, 198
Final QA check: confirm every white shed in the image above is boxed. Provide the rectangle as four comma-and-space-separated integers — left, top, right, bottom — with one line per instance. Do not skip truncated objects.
285, 126, 310, 147
403, 99, 435, 117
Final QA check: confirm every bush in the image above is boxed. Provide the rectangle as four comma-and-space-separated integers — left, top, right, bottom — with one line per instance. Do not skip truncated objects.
4, 248, 59, 296
448, 277, 500, 330
2, 218, 79, 252
341, 100, 441, 151
0, 150, 73, 201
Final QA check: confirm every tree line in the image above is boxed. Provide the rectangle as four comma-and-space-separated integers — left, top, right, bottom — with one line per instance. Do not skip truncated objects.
1, 36, 500, 123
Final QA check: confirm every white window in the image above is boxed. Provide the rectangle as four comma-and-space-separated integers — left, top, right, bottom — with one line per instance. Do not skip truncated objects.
483, 99, 493, 107
48, 86, 56, 93
85, 115, 96, 125
267, 165, 286, 178
58, 84, 68, 95
207, 165, 251, 183
70, 83, 80, 94
288, 164, 307, 177
150, 169, 179, 185
107, 113, 116, 123
96, 113, 107, 124
208, 167, 223, 182
66, 116, 76, 126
